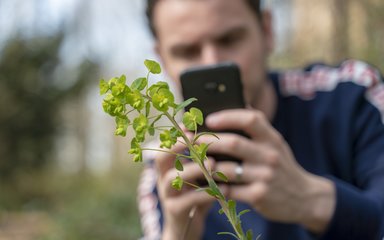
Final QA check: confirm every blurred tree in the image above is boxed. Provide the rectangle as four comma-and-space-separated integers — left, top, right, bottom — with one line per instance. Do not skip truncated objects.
0, 34, 99, 179
331, 0, 350, 61
353, 0, 384, 69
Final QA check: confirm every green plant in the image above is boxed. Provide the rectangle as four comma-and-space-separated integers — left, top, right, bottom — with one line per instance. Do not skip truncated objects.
99, 59, 254, 240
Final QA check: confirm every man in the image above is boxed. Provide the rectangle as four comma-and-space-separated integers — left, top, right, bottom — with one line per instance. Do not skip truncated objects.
137, 0, 384, 239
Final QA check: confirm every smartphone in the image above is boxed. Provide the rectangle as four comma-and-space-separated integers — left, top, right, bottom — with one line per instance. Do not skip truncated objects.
180, 62, 247, 163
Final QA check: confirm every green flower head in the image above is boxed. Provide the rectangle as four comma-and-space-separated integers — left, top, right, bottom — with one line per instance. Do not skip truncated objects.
128, 138, 143, 162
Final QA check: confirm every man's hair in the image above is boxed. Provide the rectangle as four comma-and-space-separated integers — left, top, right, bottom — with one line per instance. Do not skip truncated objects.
146, 0, 261, 38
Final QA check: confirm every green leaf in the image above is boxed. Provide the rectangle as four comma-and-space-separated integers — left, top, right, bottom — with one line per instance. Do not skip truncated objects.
148, 125, 155, 136
171, 175, 183, 191
133, 114, 148, 142
170, 127, 182, 138
174, 98, 197, 115
102, 100, 113, 115
145, 101, 151, 117
128, 138, 143, 162
194, 132, 220, 143
108, 77, 118, 87
246, 229, 254, 240
114, 116, 130, 137
133, 114, 148, 132
217, 232, 239, 239
191, 107, 203, 125
238, 209, 251, 218
99, 79, 109, 95
127, 90, 145, 110
160, 130, 174, 149
111, 82, 126, 97
175, 157, 184, 171
102, 93, 126, 117
152, 88, 175, 112
132, 77, 147, 91
228, 200, 237, 221
182, 107, 203, 131
118, 74, 126, 84
192, 143, 209, 163
148, 81, 169, 97
144, 59, 162, 74
215, 171, 229, 183
206, 180, 224, 199
205, 188, 217, 197
218, 208, 225, 215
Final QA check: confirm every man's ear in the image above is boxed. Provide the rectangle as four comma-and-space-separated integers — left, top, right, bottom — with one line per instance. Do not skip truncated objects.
261, 10, 274, 54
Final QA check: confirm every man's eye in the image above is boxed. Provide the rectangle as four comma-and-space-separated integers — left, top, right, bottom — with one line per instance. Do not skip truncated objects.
217, 34, 242, 47
173, 46, 200, 60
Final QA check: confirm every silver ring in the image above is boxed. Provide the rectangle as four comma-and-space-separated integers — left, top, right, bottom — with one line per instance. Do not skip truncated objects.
235, 165, 243, 182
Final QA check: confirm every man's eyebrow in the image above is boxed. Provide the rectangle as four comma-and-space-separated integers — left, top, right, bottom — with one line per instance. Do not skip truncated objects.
169, 42, 199, 54
168, 25, 248, 54
214, 26, 247, 42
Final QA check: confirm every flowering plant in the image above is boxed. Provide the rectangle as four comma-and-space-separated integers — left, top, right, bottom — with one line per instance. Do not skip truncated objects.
99, 59, 254, 240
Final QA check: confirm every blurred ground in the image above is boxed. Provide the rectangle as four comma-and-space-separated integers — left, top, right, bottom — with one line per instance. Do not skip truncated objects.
0, 163, 143, 240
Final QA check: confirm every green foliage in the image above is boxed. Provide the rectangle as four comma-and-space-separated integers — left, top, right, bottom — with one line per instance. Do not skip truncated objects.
215, 171, 229, 183
174, 97, 197, 116
131, 77, 147, 91
128, 138, 143, 163
99, 59, 253, 240
174, 157, 184, 171
115, 116, 130, 137
171, 175, 183, 191
160, 130, 176, 149
0, 35, 98, 179
133, 114, 148, 142
191, 143, 209, 164
182, 107, 203, 131
0, 166, 142, 240
144, 59, 162, 74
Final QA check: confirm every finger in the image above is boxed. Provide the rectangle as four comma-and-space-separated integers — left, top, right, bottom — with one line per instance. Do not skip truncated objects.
179, 159, 215, 183
215, 162, 273, 184
162, 160, 215, 196
155, 140, 187, 177
228, 182, 267, 204
196, 133, 265, 163
164, 190, 216, 216
206, 109, 282, 144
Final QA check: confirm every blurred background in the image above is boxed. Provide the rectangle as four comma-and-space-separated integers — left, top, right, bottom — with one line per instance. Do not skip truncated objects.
0, 0, 382, 239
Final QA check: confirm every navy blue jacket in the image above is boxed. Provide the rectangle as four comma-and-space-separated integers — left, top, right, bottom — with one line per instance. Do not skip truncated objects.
138, 60, 384, 240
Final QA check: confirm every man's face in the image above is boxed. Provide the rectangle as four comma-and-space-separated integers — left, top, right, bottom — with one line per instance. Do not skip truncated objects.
153, 0, 273, 106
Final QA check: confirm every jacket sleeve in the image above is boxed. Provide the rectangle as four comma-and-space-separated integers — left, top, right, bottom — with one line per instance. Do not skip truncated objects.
320, 70, 384, 240
319, 174, 384, 240
137, 162, 163, 240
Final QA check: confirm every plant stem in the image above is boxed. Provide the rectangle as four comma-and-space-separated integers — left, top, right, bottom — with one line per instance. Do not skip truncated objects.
163, 111, 247, 240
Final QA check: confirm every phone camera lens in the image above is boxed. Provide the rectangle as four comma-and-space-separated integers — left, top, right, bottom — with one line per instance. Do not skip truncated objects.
218, 84, 226, 92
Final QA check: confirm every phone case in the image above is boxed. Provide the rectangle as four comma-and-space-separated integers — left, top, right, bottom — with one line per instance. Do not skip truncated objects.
180, 62, 246, 164
180, 62, 245, 132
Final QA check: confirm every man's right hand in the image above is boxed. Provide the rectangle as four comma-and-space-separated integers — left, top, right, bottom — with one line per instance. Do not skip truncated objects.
155, 141, 218, 240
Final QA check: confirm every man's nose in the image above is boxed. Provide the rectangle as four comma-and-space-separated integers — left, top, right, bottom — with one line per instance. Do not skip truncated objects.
201, 45, 222, 65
